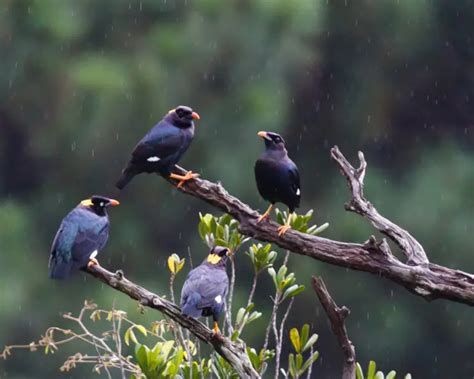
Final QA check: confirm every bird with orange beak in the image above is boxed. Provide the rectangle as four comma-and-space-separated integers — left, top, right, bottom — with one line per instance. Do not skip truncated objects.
49, 196, 120, 279
254, 131, 301, 236
116, 105, 200, 189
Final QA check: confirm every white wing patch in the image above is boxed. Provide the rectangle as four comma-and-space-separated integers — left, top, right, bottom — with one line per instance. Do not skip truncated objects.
296, 188, 301, 196
214, 295, 222, 304
89, 250, 98, 259
147, 156, 160, 162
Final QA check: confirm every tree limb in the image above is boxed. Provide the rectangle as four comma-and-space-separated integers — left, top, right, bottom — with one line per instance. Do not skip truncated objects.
85, 265, 261, 379
330, 146, 429, 265
312, 276, 355, 379
168, 146, 474, 306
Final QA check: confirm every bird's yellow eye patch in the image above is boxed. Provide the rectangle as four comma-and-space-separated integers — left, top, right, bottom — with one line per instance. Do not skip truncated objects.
168, 108, 176, 114
80, 199, 93, 207
207, 254, 222, 264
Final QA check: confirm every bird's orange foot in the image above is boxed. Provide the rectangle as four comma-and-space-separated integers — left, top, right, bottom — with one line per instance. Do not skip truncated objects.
211, 321, 221, 336
257, 204, 273, 223
277, 224, 291, 236
169, 171, 200, 188
257, 213, 269, 223
87, 258, 100, 268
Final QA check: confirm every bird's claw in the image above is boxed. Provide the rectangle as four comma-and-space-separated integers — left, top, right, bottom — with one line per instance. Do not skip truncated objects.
87, 258, 100, 268
173, 171, 199, 188
211, 323, 225, 341
277, 224, 291, 236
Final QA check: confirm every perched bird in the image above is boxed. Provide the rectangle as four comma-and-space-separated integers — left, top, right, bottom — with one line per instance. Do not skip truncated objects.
48, 196, 120, 279
116, 105, 200, 190
180, 246, 230, 334
254, 131, 301, 236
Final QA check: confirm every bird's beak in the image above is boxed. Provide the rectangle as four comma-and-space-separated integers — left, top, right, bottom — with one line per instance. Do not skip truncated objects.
192, 112, 200, 120
257, 131, 271, 140
109, 199, 120, 206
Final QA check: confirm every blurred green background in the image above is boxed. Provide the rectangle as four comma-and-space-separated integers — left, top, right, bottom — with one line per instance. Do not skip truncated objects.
1, 0, 473, 377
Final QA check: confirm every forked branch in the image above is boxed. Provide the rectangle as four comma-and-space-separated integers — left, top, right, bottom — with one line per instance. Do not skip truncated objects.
166, 146, 474, 306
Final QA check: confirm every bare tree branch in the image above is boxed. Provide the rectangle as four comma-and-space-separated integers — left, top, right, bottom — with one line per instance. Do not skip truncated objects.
85, 265, 261, 379
168, 145, 474, 306
312, 276, 355, 379
330, 146, 429, 265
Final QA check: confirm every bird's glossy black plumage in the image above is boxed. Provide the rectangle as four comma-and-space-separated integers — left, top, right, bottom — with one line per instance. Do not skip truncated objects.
116, 105, 199, 189
180, 247, 229, 325
48, 196, 119, 279
255, 132, 301, 213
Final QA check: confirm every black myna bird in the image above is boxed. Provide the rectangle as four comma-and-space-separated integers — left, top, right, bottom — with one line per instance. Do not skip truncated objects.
254, 131, 301, 236
116, 105, 200, 190
48, 196, 120, 279
180, 246, 230, 334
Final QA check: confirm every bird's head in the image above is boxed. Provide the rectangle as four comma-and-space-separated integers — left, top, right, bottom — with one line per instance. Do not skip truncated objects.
257, 131, 286, 151
80, 195, 120, 215
165, 105, 200, 128
206, 246, 230, 266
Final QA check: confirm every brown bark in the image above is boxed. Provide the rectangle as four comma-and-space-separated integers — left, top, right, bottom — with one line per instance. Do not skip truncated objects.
312, 276, 356, 379
166, 145, 474, 306
85, 265, 261, 379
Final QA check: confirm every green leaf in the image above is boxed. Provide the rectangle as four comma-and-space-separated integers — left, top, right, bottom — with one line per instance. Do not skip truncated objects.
313, 222, 330, 234
404, 375, 412, 379
368, 361, 376, 379
289, 353, 296, 378
247, 311, 262, 324
301, 351, 319, 373
386, 371, 396, 379
375, 372, 384, 379
236, 307, 246, 325
296, 353, 303, 371
135, 344, 148, 368
283, 284, 305, 300
135, 324, 148, 337
268, 268, 278, 288
289, 328, 301, 353
302, 333, 319, 352
160, 340, 175, 361
300, 324, 309, 349
356, 363, 365, 379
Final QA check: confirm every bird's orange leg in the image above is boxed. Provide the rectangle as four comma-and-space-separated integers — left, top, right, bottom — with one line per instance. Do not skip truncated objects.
212, 321, 221, 335
277, 212, 293, 236
257, 204, 273, 223
87, 258, 100, 268
169, 171, 200, 188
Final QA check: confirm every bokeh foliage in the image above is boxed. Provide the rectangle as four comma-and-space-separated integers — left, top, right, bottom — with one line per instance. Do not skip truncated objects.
1, 0, 474, 377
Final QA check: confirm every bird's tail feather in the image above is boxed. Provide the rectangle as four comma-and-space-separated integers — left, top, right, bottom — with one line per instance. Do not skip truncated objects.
116, 165, 136, 190
48, 257, 73, 280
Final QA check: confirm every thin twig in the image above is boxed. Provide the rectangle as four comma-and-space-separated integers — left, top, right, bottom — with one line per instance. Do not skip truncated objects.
225, 256, 236, 336
274, 297, 294, 379
247, 274, 259, 307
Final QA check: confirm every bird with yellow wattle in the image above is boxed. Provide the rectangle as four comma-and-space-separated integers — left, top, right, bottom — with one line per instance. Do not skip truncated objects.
48, 195, 119, 279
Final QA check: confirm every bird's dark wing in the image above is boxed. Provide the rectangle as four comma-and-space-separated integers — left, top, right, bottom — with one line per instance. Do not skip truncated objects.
131, 122, 187, 163
72, 219, 109, 268
49, 211, 80, 279
287, 161, 301, 203
49, 209, 109, 279
181, 265, 229, 314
